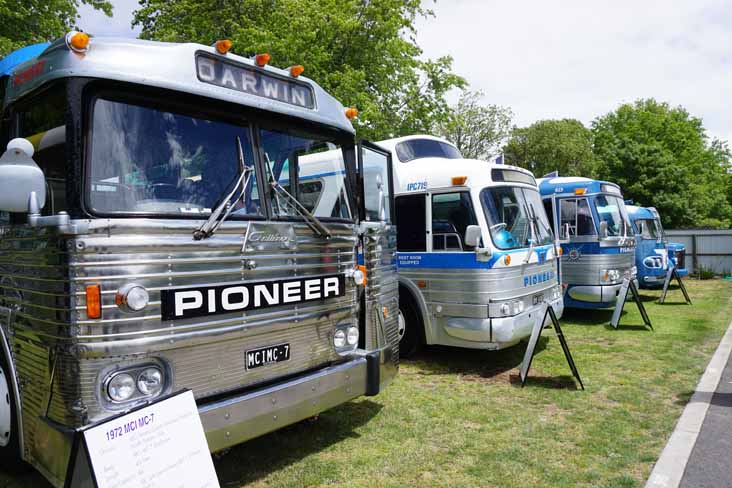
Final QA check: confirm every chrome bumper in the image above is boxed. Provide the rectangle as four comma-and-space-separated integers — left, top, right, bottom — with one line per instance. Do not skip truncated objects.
566, 279, 639, 304
199, 346, 395, 452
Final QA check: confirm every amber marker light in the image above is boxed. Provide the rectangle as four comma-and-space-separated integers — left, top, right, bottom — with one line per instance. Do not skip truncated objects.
215, 39, 233, 54
289, 65, 305, 77
86, 285, 102, 319
345, 107, 359, 120
504, 255, 512, 266
255, 53, 271, 66
574, 188, 587, 195
451, 176, 467, 186
67, 31, 90, 53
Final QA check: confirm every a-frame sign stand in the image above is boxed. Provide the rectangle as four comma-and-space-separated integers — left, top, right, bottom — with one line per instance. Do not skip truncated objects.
520, 304, 584, 390
659, 266, 692, 305
610, 277, 652, 330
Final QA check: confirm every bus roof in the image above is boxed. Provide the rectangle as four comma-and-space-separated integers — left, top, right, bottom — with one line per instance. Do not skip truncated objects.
537, 176, 623, 197
1, 36, 355, 134
376, 134, 454, 152
626, 205, 659, 220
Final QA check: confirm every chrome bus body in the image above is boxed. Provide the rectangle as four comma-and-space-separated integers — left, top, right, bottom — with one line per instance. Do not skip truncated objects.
0, 37, 397, 486
539, 177, 637, 309
378, 135, 563, 351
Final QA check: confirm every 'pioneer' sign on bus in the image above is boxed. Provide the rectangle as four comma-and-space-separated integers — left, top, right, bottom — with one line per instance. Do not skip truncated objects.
160, 274, 346, 320
196, 54, 315, 109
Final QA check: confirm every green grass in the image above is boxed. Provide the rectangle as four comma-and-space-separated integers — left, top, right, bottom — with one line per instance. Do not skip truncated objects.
3, 279, 731, 487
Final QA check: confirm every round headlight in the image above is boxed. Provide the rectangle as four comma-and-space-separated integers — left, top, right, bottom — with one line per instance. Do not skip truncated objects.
107, 373, 135, 402
500, 303, 511, 316
137, 367, 163, 396
346, 326, 359, 346
334, 329, 346, 348
116, 284, 149, 312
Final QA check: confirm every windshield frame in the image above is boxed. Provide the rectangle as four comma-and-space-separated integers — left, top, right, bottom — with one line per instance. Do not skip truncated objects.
81, 83, 357, 223
592, 193, 632, 238
480, 184, 554, 251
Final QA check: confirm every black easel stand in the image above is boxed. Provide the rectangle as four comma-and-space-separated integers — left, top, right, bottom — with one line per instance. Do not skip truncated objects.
520, 305, 584, 390
610, 277, 652, 330
659, 266, 692, 305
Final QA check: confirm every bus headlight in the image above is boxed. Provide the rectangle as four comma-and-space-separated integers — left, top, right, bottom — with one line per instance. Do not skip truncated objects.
346, 326, 359, 346
600, 269, 620, 284
333, 325, 358, 354
107, 373, 136, 402
115, 283, 149, 312
500, 303, 511, 315
334, 329, 347, 348
137, 367, 164, 396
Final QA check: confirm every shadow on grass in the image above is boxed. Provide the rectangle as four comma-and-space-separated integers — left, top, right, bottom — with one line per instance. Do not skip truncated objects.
214, 400, 382, 486
509, 374, 582, 390
562, 307, 616, 325
603, 323, 653, 332
403, 338, 545, 380
0, 467, 50, 488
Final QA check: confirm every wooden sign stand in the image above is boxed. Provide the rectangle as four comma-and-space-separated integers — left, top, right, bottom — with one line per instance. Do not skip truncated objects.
610, 278, 652, 330
520, 304, 584, 390
659, 266, 692, 305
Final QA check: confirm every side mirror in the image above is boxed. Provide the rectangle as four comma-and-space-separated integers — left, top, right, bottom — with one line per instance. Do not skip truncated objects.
0, 138, 46, 213
464, 225, 482, 248
559, 222, 571, 242
599, 221, 608, 238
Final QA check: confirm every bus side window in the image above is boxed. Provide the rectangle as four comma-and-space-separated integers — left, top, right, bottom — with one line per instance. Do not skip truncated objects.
543, 199, 555, 230
560, 198, 596, 236
396, 194, 426, 252
15, 86, 68, 216
431, 192, 478, 252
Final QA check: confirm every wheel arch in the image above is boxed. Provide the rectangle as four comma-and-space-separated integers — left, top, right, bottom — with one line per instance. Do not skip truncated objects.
397, 277, 432, 344
0, 310, 25, 460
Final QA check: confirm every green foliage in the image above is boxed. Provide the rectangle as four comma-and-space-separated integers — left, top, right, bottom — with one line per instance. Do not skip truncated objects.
592, 99, 732, 229
0, 0, 112, 57
503, 118, 597, 177
132, 0, 465, 140
436, 90, 513, 160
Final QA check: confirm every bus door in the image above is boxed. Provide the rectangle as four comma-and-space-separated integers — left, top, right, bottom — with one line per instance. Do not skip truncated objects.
358, 141, 398, 356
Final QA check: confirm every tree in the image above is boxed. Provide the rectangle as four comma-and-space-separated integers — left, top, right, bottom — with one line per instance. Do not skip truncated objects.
132, 0, 465, 140
435, 90, 512, 160
0, 0, 113, 57
503, 119, 597, 177
592, 99, 732, 229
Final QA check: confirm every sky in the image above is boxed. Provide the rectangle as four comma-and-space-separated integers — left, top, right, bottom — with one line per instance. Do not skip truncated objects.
77, 0, 732, 144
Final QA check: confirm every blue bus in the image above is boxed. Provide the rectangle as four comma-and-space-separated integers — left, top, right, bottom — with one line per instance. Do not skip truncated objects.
626, 205, 688, 287
539, 177, 637, 309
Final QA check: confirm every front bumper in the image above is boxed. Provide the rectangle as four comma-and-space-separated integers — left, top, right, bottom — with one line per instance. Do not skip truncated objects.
565, 279, 639, 307
443, 296, 564, 349
199, 346, 395, 452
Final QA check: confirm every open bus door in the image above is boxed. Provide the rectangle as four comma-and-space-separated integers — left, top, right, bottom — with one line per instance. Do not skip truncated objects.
357, 141, 400, 364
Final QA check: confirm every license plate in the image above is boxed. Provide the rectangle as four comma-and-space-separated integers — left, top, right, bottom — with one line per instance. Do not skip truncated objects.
532, 294, 544, 305
246, 343, 290, 370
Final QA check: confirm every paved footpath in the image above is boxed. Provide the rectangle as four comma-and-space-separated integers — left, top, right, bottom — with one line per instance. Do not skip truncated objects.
646, 321, 732, 488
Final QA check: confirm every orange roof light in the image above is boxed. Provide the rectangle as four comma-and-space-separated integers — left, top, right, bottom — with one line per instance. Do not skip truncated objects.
86, 285, 101, 319
289, 65, 305, 77
574, 188, 587, 195
67, 31, 90, 53
345, 107, 359, 120
451, 176, 467, 185
215, 39, 233, 54
255, 53, 271, 67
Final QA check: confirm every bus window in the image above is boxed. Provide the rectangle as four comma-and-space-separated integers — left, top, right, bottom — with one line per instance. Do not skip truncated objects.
396, 194, 426, 251
560, 198, 596, 236
543, 199, 554, 229
16, 86, 67, 215
395, 138, 462, 162
431, 192, 478, 252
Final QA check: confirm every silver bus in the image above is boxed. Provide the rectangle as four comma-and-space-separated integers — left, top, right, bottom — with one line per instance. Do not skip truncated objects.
0, 33, 398, 485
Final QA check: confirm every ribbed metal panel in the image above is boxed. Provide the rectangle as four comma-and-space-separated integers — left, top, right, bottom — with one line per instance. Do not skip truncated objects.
561, 252, 634, 285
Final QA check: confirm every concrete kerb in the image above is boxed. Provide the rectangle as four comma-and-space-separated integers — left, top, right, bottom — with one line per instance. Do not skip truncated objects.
645, 320, 732, 488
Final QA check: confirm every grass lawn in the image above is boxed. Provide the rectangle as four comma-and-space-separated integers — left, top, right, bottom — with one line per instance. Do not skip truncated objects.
3, 279, 731, 487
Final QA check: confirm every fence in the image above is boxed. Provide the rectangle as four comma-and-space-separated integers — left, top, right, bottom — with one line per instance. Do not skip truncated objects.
665, 229, 732, 275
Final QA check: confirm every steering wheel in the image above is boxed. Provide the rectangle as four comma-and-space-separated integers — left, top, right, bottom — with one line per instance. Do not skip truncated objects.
490, 223, 507, 232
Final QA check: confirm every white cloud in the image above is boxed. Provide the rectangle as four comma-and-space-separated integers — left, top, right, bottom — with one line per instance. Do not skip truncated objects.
416, 0, 732, 144
77, 0, 140, 38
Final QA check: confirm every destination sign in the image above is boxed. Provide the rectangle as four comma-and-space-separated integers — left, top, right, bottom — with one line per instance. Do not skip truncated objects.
196, 54, 315, 109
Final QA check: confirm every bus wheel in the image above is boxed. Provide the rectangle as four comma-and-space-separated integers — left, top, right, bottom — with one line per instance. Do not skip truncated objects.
398, 294, 422, 358
0, 352, 22, 468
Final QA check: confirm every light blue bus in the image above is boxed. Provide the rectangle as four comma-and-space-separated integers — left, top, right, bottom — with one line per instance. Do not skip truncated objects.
539, 177, 637, 309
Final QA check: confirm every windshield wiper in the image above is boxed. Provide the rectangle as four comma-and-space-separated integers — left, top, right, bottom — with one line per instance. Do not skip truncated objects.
193, 137, 254, 240
523, 203, 537, 264
268, 175, 331, 239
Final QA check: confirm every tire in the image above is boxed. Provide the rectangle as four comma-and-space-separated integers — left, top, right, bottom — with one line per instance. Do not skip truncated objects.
398, 292, 423, 358
0, 350, 24, 471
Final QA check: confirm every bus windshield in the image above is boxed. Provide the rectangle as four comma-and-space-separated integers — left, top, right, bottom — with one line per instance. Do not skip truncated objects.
595, 194, 632, 237
636, 218, 663, 240
395, 138, 462, 162
481, 186, 553, 250
88, 97, 263, 217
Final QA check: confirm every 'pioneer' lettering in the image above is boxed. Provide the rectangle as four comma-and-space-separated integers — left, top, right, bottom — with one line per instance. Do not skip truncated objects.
161, 274, 346, 320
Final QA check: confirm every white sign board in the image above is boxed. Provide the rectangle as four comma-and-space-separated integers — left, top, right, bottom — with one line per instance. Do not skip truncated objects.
82, 390, 219, 488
